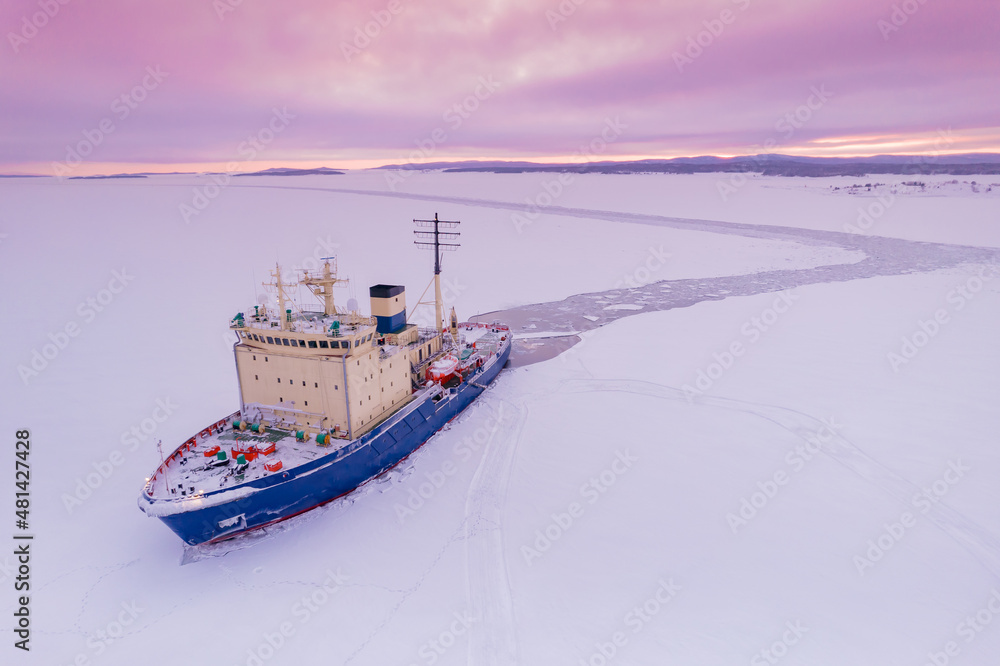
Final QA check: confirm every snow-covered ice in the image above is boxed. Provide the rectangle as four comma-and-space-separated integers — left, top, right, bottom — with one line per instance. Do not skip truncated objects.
0, 171, 997, 665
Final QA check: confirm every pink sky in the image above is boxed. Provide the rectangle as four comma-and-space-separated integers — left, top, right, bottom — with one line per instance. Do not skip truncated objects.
1, 0, 998, 174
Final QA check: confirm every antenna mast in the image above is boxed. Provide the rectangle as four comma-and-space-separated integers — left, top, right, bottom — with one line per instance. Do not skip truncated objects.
264, 263, 295, 331
414, 213, 461, 332
300, 257, 349, 316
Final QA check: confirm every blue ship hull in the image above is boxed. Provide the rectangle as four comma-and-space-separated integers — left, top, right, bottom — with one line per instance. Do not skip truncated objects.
140, 340, 510, 545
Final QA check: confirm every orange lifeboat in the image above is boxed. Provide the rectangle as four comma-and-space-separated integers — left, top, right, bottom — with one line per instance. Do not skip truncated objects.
265, 460, 283, 472
428, 354, 459, 383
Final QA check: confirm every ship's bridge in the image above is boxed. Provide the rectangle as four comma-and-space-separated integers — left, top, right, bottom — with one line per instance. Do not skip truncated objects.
233, 309, 378, 357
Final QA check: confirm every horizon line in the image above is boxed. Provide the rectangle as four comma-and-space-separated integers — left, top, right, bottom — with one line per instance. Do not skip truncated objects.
4, 148, 1000, 178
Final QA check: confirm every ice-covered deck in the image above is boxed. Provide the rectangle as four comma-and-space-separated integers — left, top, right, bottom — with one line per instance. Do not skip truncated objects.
241, 310, 375, 337
458, 322, 510, 356
145, 423, 346, 499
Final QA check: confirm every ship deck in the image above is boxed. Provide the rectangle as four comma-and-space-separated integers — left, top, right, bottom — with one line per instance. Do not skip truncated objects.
146, 425, 339, 500
144, 322, 510, 502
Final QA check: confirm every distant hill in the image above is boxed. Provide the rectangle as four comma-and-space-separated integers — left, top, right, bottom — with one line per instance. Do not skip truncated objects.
67, 174, 148, 180
233, 167, 345, 177
7, 155, 999, 180
428, 154, 1000, 177
373, 160, 547, 171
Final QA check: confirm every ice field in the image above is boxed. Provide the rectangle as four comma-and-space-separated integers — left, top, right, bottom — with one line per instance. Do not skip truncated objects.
1, 170, 999, 665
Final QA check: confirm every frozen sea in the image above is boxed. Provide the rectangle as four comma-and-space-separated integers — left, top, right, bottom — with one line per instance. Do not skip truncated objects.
1, 170, 999, 665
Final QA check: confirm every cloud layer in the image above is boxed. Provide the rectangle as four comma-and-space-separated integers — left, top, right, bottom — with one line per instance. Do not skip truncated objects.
2, 0, 998, 173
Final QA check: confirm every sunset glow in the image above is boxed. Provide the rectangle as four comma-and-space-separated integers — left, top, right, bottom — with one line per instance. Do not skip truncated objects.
2, 0, 997, 175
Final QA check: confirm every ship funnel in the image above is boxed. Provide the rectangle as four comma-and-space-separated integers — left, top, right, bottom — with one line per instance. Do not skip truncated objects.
369, 285, 406, 334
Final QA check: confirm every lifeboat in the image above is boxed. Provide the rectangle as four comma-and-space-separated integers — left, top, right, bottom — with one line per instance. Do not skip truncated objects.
428, 354, 459, 383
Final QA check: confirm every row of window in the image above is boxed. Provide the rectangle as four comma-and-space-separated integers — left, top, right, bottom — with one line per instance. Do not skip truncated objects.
268, 386, 396, 413
253, 374, 340, 392
239, 330, 374, 350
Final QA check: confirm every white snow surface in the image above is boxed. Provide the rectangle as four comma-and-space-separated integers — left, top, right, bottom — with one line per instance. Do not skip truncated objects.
0, 172, 998, 665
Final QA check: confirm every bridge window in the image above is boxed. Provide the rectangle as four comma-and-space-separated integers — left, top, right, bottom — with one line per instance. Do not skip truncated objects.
266, 337, 274, 344
308, 340, 318, 349
319, 341, 329, 349
290, 339, 298, 347
282, 338, 290, 346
